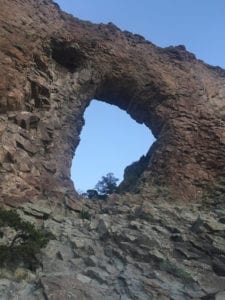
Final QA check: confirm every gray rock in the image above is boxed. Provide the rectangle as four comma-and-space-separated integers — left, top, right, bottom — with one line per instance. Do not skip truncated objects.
215, 291, 225, 300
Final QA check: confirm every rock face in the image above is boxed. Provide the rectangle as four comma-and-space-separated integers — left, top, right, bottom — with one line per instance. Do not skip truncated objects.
1, 2, 225, 298
0, 0, 225, 202
1, 195, 225, 299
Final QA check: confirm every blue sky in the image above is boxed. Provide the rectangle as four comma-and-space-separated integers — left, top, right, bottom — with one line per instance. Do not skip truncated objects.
54, 0, 225, 191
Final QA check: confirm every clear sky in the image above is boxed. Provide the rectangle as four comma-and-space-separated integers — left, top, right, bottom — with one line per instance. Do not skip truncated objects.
54, 0, 225, 192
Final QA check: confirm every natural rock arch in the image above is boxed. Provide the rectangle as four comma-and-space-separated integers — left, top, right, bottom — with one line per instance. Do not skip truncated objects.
70, 99, 152, 192
0, 0, 225, 204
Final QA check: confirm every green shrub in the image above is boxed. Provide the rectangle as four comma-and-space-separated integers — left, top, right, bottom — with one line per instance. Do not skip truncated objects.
0, 209, 53, 271
79, 209, 91, 220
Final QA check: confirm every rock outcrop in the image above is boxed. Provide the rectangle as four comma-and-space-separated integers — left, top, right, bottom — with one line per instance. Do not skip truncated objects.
1, 194, 225, 299
0, 0, 225, 202
1, 1, 225, 299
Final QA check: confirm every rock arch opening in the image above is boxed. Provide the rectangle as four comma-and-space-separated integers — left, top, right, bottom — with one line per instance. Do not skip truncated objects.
71, 99, 155, 194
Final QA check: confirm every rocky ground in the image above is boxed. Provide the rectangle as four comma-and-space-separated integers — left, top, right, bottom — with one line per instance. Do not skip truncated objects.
1, 191, 225, 300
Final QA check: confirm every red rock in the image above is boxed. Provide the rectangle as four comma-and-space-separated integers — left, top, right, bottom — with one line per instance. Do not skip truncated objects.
0, 0, 225, 203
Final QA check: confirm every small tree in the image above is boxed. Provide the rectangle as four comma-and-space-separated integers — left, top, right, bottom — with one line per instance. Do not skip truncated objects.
0, 209, 53, 270
95, 172, 119, 195
86, 189, 99, 199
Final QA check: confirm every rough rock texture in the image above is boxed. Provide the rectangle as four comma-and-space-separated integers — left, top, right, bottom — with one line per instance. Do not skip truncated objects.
1, 1, 225, 299
1, 0, 225, 202
1, 194, 225, 299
